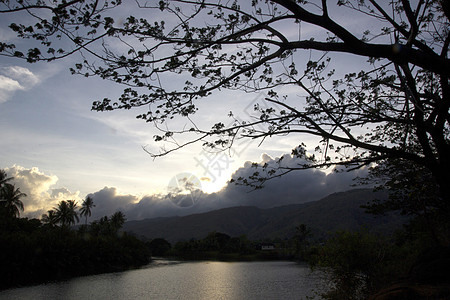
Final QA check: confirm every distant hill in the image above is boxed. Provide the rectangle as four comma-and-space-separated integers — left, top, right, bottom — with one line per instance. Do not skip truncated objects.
123, 189, 405, 243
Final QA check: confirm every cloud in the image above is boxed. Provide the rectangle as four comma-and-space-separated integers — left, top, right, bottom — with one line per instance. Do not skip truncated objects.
2, 154, 368, 222
218, 153, 362, 208
84, 153, 368, 221
0, 66, 40, 103
0, 75, 23, 91
86, 187, 139, 220
86, 187, 219, 221
4, 165, 81, 218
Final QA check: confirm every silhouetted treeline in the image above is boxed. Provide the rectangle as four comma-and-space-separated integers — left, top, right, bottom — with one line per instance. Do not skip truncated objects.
0, 170, 150, 290
307, 223, 450, 300
152, 231, 302, 261
0, 216, 150, 290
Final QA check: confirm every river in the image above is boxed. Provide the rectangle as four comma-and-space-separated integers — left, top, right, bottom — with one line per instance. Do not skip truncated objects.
0, 260, 326, 300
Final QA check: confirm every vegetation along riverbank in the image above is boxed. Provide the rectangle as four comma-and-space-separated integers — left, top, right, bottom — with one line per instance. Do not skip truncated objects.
0, 170, 150, 290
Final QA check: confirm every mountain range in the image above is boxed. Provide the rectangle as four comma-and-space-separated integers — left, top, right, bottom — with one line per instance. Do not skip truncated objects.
123, 188, 406, 243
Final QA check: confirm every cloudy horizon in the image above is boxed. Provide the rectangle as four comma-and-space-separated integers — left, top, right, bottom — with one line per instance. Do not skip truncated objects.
3, 152, 369, 221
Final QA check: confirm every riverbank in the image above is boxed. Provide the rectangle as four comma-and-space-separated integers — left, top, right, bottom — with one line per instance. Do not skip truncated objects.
164, 249, 297, 261
0, 217, 150, 291
148, 231, 305, 262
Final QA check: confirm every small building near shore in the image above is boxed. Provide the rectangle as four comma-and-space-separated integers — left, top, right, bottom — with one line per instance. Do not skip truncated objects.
260, 243, 275, 251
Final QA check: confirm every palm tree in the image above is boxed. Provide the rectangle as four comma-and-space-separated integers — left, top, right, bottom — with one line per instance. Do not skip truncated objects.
80, 196, 95, 225
110, 211, 126, 232
0, 169, 12, 187
41, 209, 58, 227
0, 183, 26, 218
55, 200, 79, 228
0, 169, 13, 202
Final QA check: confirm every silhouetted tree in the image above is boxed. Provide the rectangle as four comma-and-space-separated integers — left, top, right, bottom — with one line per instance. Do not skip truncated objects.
147, 238, 172, 256
0, 169, 13, 213
89, 212, 126, 236
294, 223, 311, 257
361, 158, 450, 245
41, 209, 58, 227
110, 211, 126, 232
0, 170, 12, 187
89, 216, 109, 236
80, 196, 95, 225
310, 230, 410, 300
0, 213, 150, 290
0, 183, 26, 218
1, 1, 449, 209
54, 200, 79, 228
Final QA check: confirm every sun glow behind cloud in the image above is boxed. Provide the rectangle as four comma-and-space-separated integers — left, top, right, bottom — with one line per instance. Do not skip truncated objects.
3, 150, 369, 221
199, 176, 228, 194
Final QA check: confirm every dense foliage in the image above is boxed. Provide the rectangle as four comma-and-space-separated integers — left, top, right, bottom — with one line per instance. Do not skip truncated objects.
0, 216, 150, 290
146, 238, 172, 257
0, 170, 150, 290
309, 230, 415, 299
164, 231, 310, 261
169, 232, 258, 260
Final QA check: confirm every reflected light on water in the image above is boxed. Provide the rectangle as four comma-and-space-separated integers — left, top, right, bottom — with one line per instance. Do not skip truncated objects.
193, 262, 236, 299
0, 260, 325, 300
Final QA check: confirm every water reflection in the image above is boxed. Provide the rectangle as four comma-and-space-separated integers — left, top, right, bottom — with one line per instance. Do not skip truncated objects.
0, 260, 324, 300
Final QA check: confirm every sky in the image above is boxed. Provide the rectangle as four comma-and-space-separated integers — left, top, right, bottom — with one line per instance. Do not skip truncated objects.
0, 1, 375, 221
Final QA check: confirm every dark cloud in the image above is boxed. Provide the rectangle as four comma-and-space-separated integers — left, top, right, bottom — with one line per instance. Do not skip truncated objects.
86, 153, 368, 221
89, 188, 226, 220
86, 187, 138, 220
220, 154, 328, 208
324, 166, 369, 191
216, 153, 368, 208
